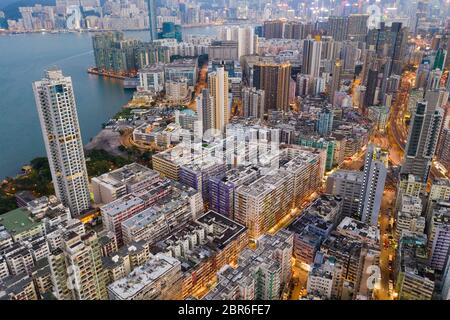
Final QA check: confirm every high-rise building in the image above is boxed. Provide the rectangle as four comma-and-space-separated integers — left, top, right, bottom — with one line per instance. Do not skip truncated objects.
196, 88, 215, 133
395, 195, 425, 239
179, 157, 226, 202
388, 22, 408, 76
92, 32, 170, 74
326, 170, 364, 218
358, 144, 388, 226
208, 40, 239, 60
427, 202, 450, 271
429, 179, 450, 203
218, 25, 256, 58
363, 68, 379, 114
209, 67, 229, 132
108, 253, 182, 300
238, 26, 255, 58
32, 69, 90, 216
101, 179, 200, 245
253, 62, 291, 113
137, 64, 165, 93
91, 163, 160, 205
203, 230, 293, 300
151, 211, 248, 299
288, 194, 342, 267
241, 87, 265, 119
297, 73, 312, 96
307, 254, 343, 299
401, 90, 448, 183
235, 148, 322, 239
433, 48, 447, 70
208, 166, 261, 219
327, 16, 348, 41
48, 230, 108, 300
318, 234, 367, 298
427, 69, 442, 91
158, 22, 182, 42
395, 234, 435, 300
282, 21, 309, 40
347, 14, 369, 42
316, 108, 334, 136
263, 20, 284, 39
302, 38, 322, 78
329, 59, 342, 105
437, 127, 450, 172
147, 0, 157, 41
367, 22, 407, 76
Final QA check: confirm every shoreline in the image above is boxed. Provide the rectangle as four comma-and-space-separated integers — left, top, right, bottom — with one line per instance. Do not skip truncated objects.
0, 23, 226, 36
2, 126, 126, 182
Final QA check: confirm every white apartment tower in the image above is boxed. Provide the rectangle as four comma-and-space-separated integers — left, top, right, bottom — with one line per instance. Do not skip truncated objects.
302, 38, 322, 78
33, 69, 90, 216
219, 26, 255, 58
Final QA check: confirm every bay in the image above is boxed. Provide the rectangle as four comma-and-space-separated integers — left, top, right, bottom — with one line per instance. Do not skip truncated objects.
0, 27, 219, 179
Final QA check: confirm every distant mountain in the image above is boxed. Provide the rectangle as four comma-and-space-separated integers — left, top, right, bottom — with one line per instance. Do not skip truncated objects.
2, 0, 56, 20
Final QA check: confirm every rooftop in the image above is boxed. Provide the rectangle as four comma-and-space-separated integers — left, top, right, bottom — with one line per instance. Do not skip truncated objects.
399, 235, 434, 281
336, 217, 380, 247
151, 211, 247, 272
93, 163, 159, 189
0, 208, 41, 236
108, 253, 180, 299
330, 170, 364, 182
237, 169, 292, 197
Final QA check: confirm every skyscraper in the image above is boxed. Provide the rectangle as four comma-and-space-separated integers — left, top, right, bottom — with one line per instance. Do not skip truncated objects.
427, 69, 442, 91
238, 26, 255, 58
196, 88, 215, 133
148, 0, 158, 42
302, 38, 322, 78
401, 90, 448, 183
48, 230, 108, 300
347, 14, 369, 42
363, 69, 379, 114
253, 62, 291, 113
208, 67, 229, 132
219, 26, 255, 58
33, 69, 90, 216
316, 108, 334, 136
329, 59, 342, 105
368, 22, 407, 76
358, 144, 388, 226
242, 87, 265, 119
433, 48, 447, 71
263, 20, 284, 39
327, 16, 348, 41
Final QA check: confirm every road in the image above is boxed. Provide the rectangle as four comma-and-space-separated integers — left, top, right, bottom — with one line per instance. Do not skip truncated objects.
386, 69, 447, 180
375, 188, 396, 300
187, 63, 208, 111
268, 192, 321, 236
387, 70, 414, 153
289, 263, 309, 300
